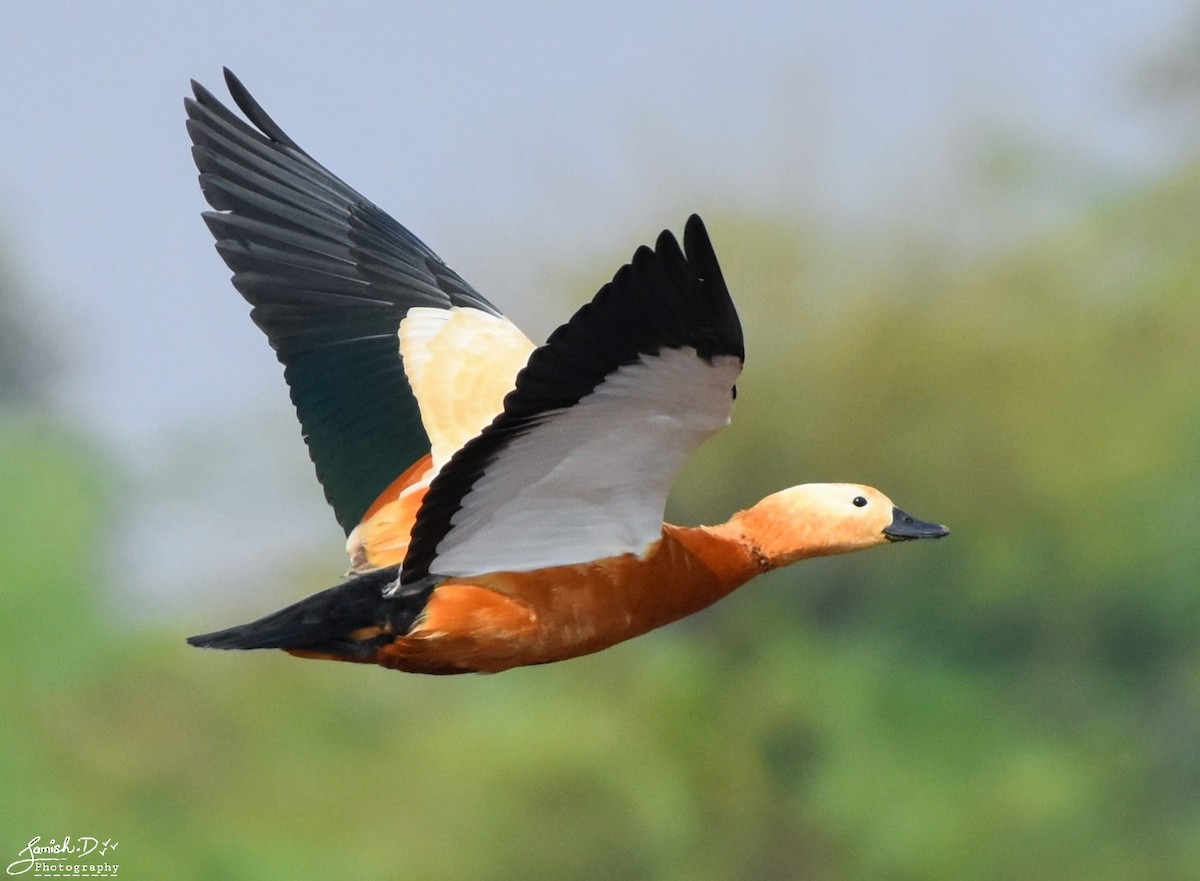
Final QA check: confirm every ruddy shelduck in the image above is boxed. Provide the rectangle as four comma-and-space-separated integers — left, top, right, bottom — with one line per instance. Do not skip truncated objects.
186, 70, 948, 675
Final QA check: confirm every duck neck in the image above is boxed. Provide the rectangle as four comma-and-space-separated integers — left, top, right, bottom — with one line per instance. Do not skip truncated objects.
665, 517, 782, 598
712, 502, 847, 571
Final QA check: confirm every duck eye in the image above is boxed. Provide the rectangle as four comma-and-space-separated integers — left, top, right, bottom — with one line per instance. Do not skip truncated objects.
852, 496, 868, 508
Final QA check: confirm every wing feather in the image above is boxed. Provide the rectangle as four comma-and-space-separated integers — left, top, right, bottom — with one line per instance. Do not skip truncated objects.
402, 215, 744, 582
186, 69, 519, 534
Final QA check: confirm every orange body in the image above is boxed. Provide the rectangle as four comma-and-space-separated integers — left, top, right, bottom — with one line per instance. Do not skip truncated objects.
297, 524, 758, 674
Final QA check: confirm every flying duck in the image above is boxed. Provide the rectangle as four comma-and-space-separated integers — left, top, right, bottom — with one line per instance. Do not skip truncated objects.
185, 69, 948, 675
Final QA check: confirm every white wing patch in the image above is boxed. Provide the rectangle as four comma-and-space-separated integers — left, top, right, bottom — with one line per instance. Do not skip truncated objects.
399, 306, 536, 470
427, 347, 742, 577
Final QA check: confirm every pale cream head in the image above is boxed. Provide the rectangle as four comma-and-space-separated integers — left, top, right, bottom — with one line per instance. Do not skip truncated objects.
730, 483, 948, 570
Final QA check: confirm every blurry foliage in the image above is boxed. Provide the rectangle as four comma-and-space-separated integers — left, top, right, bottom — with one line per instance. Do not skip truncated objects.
0, 239, 54, 408
1136, 10, 1200, 108
2, 157, 1200, 879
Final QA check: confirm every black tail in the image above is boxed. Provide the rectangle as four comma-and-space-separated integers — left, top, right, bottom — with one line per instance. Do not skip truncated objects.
187, 566, 430, 660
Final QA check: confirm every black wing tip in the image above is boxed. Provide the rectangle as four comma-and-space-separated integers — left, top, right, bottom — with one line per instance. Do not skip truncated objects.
223, 68, 304, 152
653, 225, 684, 261
221, 66, 243, 93
184, 80, 220, 121
669, 214, 742, 362
680, 214, 722, 283
219, 68, 255, 122
647, 214, 712, 269
186, 67, 304, 153
648, 214, 714, 271
675, 214, 742, 362
682, 214, 712, 261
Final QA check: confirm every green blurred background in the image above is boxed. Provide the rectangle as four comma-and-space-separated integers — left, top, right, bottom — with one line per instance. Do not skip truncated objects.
3, 3, 1200, 879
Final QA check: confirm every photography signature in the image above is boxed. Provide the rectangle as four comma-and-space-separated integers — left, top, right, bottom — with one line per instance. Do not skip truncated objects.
5, 837, 118, 876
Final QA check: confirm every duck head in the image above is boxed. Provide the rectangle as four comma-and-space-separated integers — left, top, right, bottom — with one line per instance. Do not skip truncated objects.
731, 483, 948, 569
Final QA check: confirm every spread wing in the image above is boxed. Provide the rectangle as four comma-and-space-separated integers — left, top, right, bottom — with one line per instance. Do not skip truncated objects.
402, 215, 744, 583
185, 69, 531, 536
346, 308, 536, 571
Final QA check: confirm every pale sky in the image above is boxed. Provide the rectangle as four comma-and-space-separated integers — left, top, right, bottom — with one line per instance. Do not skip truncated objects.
0, 0, 1190, 608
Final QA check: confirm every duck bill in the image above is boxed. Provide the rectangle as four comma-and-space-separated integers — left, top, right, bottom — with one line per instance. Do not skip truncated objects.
883, 506, 949, 542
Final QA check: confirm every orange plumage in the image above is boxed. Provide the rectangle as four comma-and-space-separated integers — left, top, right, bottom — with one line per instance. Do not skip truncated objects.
185, 70, 948, 675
